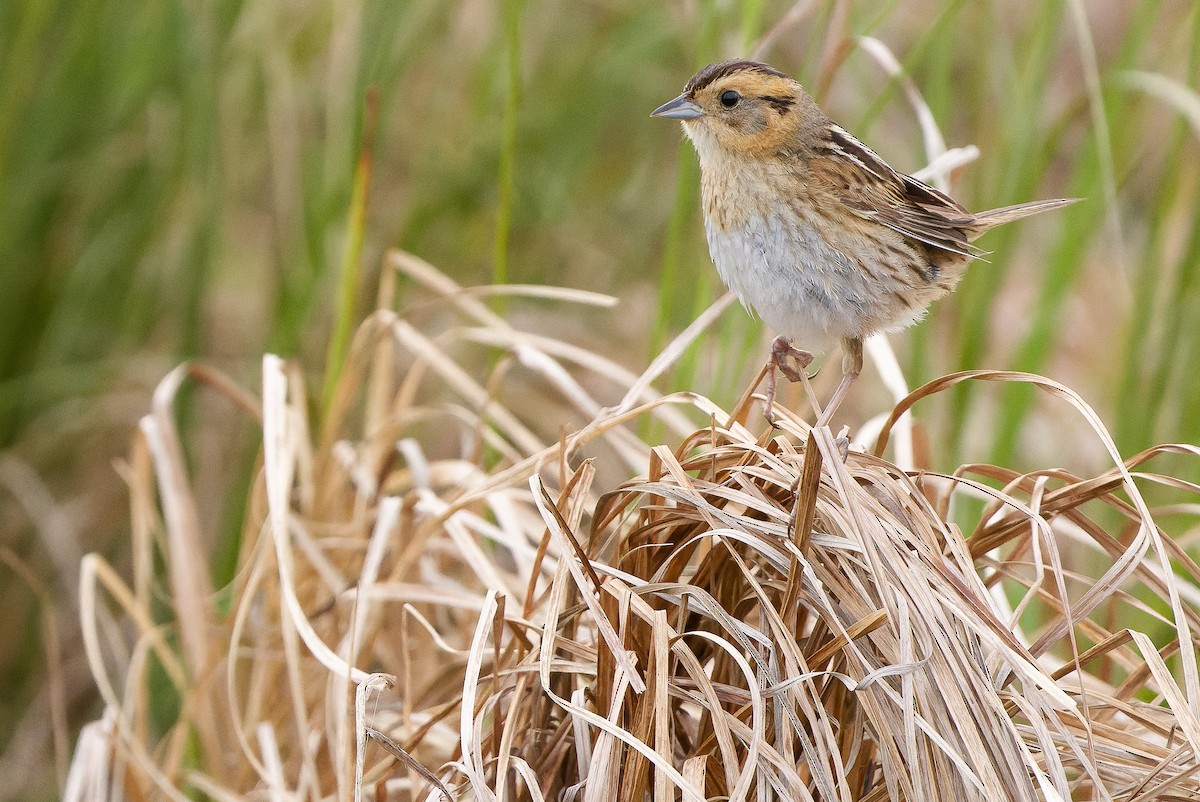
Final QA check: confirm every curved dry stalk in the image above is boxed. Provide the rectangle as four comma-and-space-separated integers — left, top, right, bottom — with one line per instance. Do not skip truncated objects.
67, 258, 1200, 802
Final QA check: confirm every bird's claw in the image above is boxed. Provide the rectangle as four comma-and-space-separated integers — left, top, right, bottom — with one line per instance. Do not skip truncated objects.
770, 335, 814, 382
763, 336, 816, 424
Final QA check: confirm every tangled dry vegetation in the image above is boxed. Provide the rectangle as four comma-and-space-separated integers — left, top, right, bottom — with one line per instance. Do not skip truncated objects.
68, 253, 1200, 801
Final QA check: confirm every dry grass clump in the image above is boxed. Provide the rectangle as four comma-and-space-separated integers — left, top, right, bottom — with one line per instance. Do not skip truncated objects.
67, 254, 1200, 801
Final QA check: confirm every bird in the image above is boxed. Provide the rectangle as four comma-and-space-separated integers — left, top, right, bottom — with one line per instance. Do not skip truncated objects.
651, 59, 1077, 426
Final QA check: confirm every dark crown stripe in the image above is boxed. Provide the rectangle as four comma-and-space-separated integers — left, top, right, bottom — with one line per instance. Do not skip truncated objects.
685, 60, 787, 94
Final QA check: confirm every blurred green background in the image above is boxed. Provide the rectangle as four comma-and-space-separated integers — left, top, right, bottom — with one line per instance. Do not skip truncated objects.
3, 0, 1199, 796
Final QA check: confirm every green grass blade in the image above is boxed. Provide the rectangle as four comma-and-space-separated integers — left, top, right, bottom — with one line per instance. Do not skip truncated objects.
322, 89, 377, 412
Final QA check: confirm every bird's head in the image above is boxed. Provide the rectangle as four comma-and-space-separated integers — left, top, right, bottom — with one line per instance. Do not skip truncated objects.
651, 60, 820, 159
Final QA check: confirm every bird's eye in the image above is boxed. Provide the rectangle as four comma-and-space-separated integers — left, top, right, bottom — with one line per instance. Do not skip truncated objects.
720, 90, 740, 108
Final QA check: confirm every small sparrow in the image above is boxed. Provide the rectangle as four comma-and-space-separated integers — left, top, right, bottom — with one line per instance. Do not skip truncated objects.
652, 60, 1076, 425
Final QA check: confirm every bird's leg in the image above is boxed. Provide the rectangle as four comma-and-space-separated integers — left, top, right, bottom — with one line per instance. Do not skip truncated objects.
764, 335, 814, 422
813, 337, 863, 428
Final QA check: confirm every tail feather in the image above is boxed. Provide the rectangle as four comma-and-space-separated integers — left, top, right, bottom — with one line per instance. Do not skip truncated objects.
969, 197, 1081, 237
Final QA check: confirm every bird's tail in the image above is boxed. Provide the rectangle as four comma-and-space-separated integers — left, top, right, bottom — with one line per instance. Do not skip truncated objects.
969, 197, 1081, 238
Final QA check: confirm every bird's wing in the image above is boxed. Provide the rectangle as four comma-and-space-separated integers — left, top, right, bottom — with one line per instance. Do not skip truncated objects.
808, 125, 981, 258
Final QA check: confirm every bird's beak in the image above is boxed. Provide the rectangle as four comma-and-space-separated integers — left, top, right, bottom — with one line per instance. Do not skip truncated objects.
651, 94, 704, 120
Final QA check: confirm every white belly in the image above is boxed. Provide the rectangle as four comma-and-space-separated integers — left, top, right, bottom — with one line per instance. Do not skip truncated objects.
704, 211, 921, 348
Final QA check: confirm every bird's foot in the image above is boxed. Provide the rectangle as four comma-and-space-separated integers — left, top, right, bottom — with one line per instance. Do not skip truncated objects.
771, 336, 815, 382
764, 336, 815, 424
